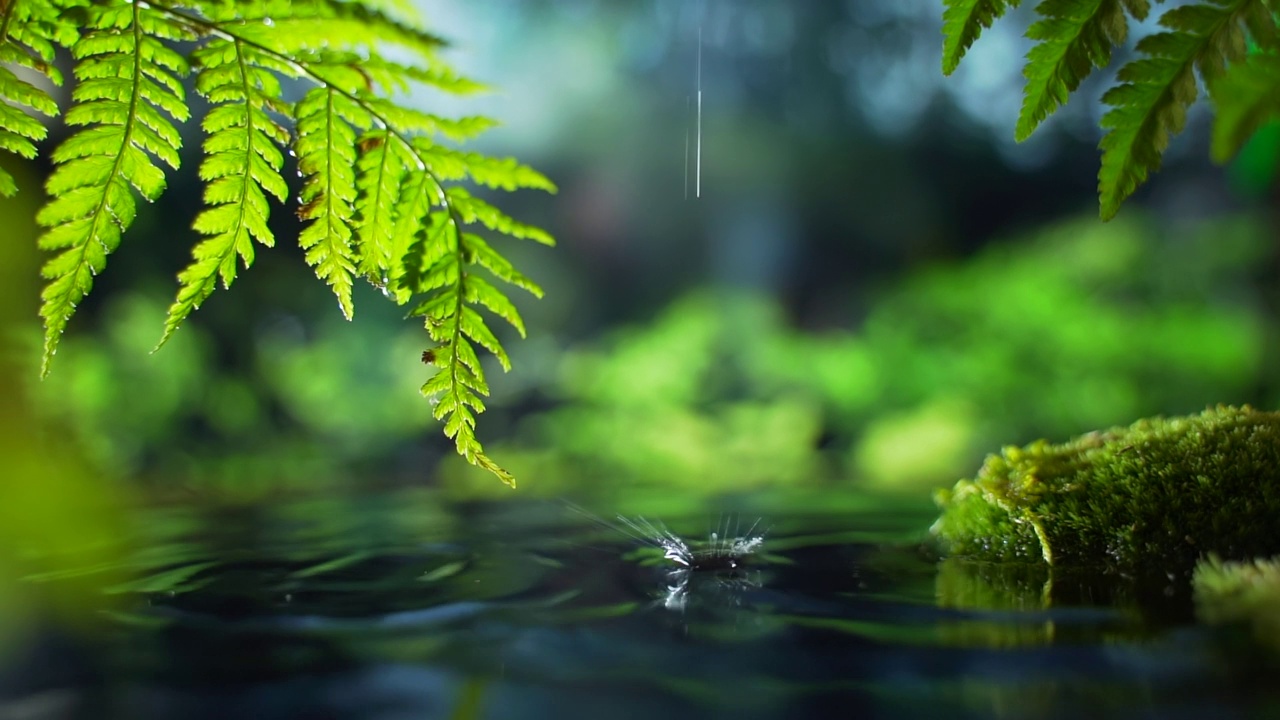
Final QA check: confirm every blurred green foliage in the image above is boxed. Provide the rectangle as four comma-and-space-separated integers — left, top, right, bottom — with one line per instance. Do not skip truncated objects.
28, 211, 1276, 498
0, 171, 133, 661
28, 293, 434, 495
454, 212, 1273, 494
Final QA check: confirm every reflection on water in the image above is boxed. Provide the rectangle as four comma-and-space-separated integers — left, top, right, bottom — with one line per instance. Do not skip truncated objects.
2, 489, 1278, 720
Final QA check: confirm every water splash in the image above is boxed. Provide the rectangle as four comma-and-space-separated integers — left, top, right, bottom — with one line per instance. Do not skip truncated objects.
566, 503, 766, 571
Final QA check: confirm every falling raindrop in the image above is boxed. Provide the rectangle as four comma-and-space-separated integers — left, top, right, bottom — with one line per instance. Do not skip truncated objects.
696, 25, 702, 199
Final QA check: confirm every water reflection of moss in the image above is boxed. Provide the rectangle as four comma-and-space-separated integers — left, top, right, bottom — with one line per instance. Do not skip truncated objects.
934, 559, 1056, 648
1194, 555, 1280, 652
934, 406, 1280, 571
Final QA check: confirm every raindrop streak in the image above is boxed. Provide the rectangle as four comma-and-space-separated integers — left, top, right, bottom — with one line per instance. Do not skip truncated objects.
696, 25, 702, 199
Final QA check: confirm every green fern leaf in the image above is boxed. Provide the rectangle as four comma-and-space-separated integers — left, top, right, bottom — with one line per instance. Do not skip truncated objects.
446, 187, 556, 245
37, 3, 190, 374
398, 178, 533, 485
1120, 0, 1150, 22
296, 86, 369, 318
460, 232, 544, 299
0, 0, 80, 84
228, 0, 445, 60
942, 0, 1022, 75
1098, 0, 1262, 219
0, 0, 79, 196
160, 38, 291, 344
410, 217, 512, 485
387, 172, 440, 302
354, 129, 409, 280
458, 304, 509, 371
0, 66, 53, 195
12, 0, 555, 485
463, 274, 526, 338
361, 97, 497, 141
418, 142, 558, 193
1016, 0, 1128, 141
1209, 52, 1280, 162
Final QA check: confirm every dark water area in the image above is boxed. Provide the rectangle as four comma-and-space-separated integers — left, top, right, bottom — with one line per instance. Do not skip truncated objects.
4, 490, 1278, 720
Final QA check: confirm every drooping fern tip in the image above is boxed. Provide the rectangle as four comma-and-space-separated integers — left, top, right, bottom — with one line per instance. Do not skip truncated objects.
2, 0, 555, 484
941, 0, 1280, 218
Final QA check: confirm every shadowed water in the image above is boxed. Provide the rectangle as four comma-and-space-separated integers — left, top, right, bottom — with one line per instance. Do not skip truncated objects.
3, 489, 1277, 719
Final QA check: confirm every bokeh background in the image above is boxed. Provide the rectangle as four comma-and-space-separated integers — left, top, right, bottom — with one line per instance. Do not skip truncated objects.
6, 0, 1280, 502
4, 1, 1280, 707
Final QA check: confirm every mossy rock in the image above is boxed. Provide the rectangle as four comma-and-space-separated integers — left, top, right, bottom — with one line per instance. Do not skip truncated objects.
932, 406, 1280, 570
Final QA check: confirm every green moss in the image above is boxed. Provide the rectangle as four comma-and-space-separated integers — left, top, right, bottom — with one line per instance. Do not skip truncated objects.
932, 406, 1280, 570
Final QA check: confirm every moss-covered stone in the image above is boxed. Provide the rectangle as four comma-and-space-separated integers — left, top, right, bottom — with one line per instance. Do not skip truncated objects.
932, 406, 1280, 570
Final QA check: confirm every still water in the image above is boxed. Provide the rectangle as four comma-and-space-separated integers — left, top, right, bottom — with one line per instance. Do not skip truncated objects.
4, 489, 1278, 719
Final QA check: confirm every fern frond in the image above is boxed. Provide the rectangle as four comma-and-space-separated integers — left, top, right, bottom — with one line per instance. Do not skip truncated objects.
460, 232, 545, 299
463, 272, 527, 338
160, 38, 291, 345
942, 0, 1022, 75
213, 4, 442, 62
1209, 51, 1280, 162
353, 129, 408, 280
418, 143, 558, 192
1119, 0, 1150, 21
447, 187, 556, 246
1016, 0, 1129, 141
405, 202, 514, 486
0, 0, 78, 196
15, 0, 556, 484
396, 163, 552, 486
0, 0, 80, 82
387, 170, 439, 301
0, 66, 51, 196
1098, 0, 1262, 218
296, 86, 369, 318
37, 3, 190, 374
360, 96, 496, 140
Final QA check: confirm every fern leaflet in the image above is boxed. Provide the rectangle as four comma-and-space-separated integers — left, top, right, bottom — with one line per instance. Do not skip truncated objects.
160, 38, 290, 344
1209, 51, 1280, 162
37, 3, 190, 374
942, 0, 1022, 75
0, 0, 70, 196
1016, 0, 1130, 141
295, 86, 366, 319
398, 175, 551, 486
354, 129, 407, 281
1098, 0, 1265, 218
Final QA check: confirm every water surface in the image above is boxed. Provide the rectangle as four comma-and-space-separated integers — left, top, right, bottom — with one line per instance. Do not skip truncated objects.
4, 489, 1277, 719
